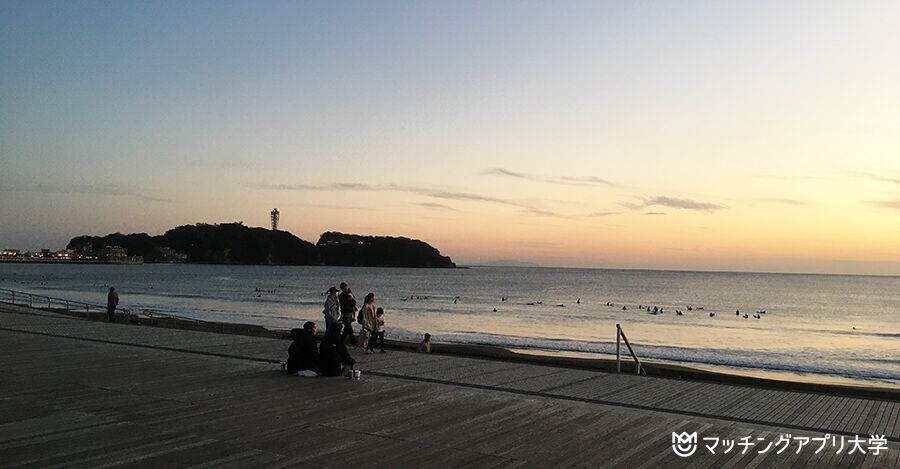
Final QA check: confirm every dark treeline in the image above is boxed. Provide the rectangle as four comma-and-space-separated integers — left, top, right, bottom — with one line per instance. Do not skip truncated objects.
67, 223, 455, 268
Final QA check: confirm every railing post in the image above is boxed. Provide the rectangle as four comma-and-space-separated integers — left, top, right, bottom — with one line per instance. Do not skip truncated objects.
10, 291, 14, 304
29, 294, 33, 308
616, 324, 621, 373
617, 324, 643, 375
65, 300, 69, 312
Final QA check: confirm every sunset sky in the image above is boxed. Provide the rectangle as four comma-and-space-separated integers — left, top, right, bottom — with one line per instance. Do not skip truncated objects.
2, 1, 899, 274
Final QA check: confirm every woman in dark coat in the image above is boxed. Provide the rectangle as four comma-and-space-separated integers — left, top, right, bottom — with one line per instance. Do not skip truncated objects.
318, 326, 356, 377
286, 321, 319, 375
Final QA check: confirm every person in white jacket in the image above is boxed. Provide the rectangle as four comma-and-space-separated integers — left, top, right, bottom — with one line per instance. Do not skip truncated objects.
323, 286, 341, 335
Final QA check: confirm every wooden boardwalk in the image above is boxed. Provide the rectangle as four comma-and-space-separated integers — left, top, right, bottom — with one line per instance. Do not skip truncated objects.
1, 304, 898, 467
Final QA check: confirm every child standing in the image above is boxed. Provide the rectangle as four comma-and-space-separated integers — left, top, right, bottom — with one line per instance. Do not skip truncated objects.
418, 333, 431, 353
373, 307, 386, 353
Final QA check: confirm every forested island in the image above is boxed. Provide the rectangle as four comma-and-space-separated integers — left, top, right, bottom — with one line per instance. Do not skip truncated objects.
66, 223, 456, 268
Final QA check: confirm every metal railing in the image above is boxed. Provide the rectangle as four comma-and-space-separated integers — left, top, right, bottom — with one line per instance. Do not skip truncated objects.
0, 287, 110, 314
0, 287, 186, 323
0, 287, 287, 339
616, 323, 645, 375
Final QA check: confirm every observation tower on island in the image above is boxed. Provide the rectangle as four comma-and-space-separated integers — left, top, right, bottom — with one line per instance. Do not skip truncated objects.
270, 208, 280, 231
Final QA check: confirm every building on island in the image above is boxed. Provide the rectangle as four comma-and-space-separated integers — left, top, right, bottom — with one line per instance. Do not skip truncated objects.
158, 247, 188, 263
98, 246, 143, 264
54, 250, 74, 260
271, 208, 280, 231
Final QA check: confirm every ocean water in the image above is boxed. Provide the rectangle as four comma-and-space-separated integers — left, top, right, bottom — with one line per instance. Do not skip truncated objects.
1, 264, 898, 387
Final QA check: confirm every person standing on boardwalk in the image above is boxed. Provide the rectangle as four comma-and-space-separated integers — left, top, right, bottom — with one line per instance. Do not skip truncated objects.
373, 307, 386, 353
338, 282, 358, 347
361, 292, 378, 353
106, 287, 119, 322
323, 286, 341, 335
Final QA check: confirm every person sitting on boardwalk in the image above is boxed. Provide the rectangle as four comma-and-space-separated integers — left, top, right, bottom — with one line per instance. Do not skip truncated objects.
106, 287, 119, 322
286, 321, 319, 376
318, 327, 356, 377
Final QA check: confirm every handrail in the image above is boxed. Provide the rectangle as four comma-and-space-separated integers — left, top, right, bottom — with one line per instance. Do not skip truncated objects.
0, 287, 105, 311
0, 287, 196, 323
616, 323, 644, 375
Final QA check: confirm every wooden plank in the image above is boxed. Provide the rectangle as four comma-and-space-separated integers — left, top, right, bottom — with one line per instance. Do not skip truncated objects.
454, 364, 560, 387
700, 383, 759, 415
890, 402, 900, 439
832, 398, 865, 434
773, 392, 813, 424
814, 396, 851, 431
860, 401, 888, 434
810, 396, 849, 429
602, 418, 697, 467
846, 398, 879, 435
873, 401, 900, 435
544, 374, 644, 401
754, 391, 804, 423
602, 377, 701, 407
779, 392, 819, 427
786, 393, 823, 429
725, 389, 777, 420
499, 369, 597, 393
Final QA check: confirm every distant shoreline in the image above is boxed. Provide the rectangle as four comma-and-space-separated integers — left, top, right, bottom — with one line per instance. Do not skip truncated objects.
5, 261, 900, 277
459, 264, 900, 279
0, 260, 457, 268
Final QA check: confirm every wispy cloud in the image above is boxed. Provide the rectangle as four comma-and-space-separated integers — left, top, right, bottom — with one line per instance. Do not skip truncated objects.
643, 212, 667, 216
763, 198, 808, 206
483, 168, 616, 187
281, 202, 369, 211
624, 196, 726, 212
191, 159, 252, 169
869, 199, 900, 210
852, 171, 900, 185
753, 174, 828, 181
252, 181, 620, 220
520, 206, 567, 218
0, 181, 172, 203
651, 196, 725, 211
585, 211, 620, 217
250, 182, 372, 191
485, 168, 533, 180
416, 202, 459, 211
557, 175, 615, 186
423, 189, 514, 206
